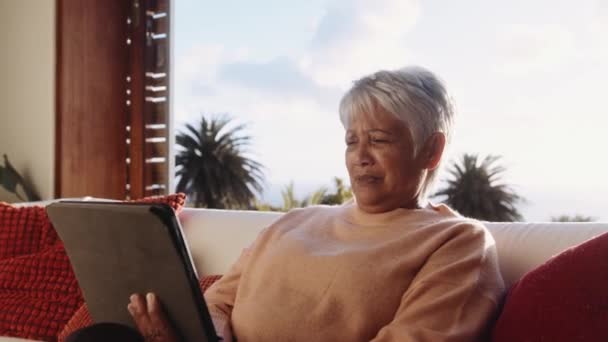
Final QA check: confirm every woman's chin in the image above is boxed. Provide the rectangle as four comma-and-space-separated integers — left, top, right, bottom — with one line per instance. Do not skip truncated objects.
354, 194, 387, 212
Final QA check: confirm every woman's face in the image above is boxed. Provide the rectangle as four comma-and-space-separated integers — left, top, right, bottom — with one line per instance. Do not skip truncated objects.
345, 106, 427, 213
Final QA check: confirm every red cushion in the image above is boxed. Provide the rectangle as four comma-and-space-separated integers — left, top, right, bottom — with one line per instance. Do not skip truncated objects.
58, 275, 223, 341
492, 231, 608, 342
0, 193, 185, 341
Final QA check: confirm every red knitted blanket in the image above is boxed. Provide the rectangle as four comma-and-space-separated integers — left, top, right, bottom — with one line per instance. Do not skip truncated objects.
0, 194, 185, 341
58, 275, 222, 341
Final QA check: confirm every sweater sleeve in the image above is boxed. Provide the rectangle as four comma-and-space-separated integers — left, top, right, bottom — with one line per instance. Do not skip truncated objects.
371, 222, 504, 342
203, 227, 269, 341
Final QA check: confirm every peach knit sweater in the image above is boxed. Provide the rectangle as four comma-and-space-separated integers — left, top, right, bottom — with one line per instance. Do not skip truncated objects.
204, 203, 504, 341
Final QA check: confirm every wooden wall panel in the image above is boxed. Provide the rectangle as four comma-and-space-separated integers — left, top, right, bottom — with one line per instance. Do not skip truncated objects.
56, 0, 129, 199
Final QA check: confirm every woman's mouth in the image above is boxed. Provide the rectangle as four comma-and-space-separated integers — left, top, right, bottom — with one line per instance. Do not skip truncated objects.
356, 175, 382, 184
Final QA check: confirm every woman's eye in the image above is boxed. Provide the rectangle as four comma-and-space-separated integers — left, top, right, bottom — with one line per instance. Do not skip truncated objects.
371, 139, 388, 143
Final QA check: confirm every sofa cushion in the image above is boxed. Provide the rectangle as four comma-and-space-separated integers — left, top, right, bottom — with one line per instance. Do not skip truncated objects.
58, 275, 223, 341
0, 194, 185, 342
492, 231, 608, 342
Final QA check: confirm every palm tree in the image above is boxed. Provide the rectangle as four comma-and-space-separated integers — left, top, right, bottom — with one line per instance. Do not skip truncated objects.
433, 154, 524, 221
175, 114, 265, 208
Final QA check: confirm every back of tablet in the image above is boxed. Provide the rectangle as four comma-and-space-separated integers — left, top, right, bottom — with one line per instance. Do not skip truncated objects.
46, 201, 217, 342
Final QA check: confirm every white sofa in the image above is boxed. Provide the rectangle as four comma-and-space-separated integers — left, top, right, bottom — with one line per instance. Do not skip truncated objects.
2, 204, 607, 342
178, 208, 608, 288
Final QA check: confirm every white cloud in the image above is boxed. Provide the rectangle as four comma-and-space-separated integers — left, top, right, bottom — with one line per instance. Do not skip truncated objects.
584, 1, 608, 61
589, 0, 608, 30
492, 24, 575, 76
174, 44, 251, 118
175, 0, 422, 123
175, 44, 250, 84
301, 0, 421, 88
174, 0, 425, 186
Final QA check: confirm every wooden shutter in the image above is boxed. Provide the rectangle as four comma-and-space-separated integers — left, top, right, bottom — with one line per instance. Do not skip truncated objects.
56, 0, 171, 199
127, 0, 171, 199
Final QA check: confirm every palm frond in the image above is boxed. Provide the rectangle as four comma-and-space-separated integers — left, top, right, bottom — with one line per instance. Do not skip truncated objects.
432, 153, 524, 221
175, 114, 265, 208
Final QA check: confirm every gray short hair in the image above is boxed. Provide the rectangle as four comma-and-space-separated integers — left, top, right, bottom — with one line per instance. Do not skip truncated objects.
339, 66, 455, 199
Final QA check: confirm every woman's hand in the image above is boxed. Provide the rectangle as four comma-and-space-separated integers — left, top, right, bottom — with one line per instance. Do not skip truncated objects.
128, 292, 179, 342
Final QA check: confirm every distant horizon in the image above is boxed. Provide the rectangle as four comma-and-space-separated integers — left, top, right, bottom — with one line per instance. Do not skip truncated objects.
175, 174, 606, 222
250, 179, 606, 222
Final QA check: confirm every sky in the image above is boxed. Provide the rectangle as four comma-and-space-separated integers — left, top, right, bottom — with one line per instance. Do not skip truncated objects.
174, 0, 608, 221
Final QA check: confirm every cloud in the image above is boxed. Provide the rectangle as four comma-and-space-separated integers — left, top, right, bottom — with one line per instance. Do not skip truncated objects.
219, 57, 315, 95
217, 57, 342, 108
174, 44, 250, 95
492, 24, 575, 76
176, 44, 225, 85
589, 0, 608, 30
176, 0, 422, 112
174, 0, 423, 185
301, 0, 421, 88
584, 1, 608, 60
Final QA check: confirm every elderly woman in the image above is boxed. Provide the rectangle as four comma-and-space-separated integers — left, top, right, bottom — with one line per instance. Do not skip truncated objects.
73, 66, 504, 341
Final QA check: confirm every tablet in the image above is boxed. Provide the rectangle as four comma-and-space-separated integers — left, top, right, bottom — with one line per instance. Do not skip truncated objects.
46, 201, 218, 342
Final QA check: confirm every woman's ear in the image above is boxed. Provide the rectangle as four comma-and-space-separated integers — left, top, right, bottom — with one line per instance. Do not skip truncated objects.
422, 132, 446, 170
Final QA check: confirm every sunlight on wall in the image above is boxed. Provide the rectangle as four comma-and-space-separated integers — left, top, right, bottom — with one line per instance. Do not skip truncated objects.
0, 0, 56, 201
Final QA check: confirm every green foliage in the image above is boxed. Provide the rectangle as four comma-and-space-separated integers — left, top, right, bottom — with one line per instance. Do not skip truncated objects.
175, 114, 265, 209
319, 177, 353, 205
433, 154, 524, 222
280, 182, 304, 211
308, 187, 329, 206
256, 177, 352, 212
256, 182, 313, 212
0, 154, 40, 202
551, 214, 596, 222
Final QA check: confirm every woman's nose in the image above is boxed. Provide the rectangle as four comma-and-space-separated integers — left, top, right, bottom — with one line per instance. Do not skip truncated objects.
356, 144, 373, 167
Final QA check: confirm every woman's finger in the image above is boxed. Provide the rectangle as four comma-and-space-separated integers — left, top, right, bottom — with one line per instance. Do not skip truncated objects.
130, 294, 148, 315
146, 292, 159, 314
144, 292, 179, 342
128, 293, 153, 333
146, 293, 169, 326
